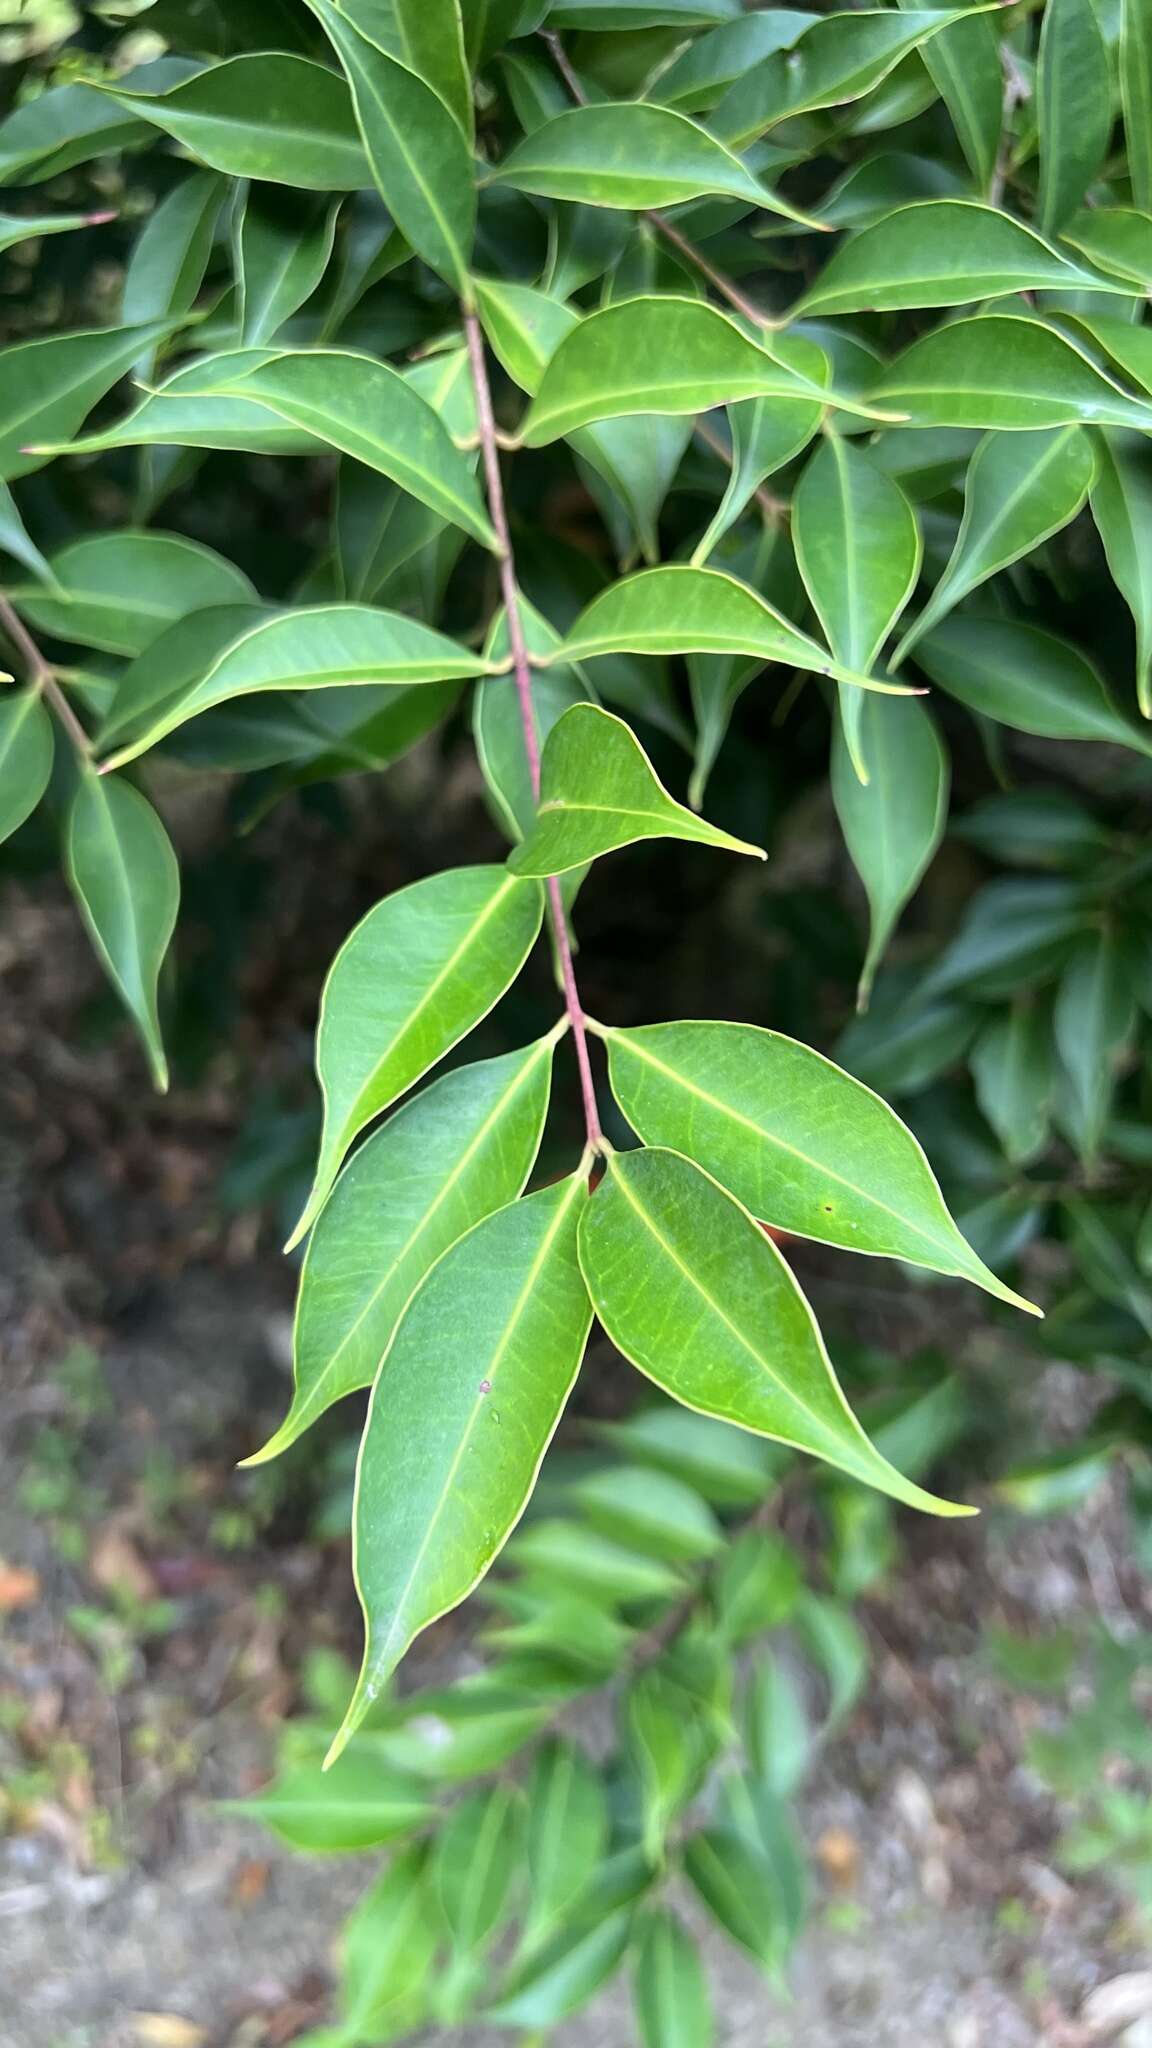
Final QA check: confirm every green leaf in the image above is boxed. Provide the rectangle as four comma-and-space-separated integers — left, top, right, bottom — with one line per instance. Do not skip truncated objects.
289, 865, 544, 1248
122, 171, 224, 373
330, 1172, 592, 1758
1061, 208, 1152, 289
571, 1464, 724, 1561
901, 0, 1001, 193
248, 1034, 555, 1461
304, 0, 476, 293
65, 772, 180, 1092
626, 1669, 707, 1859
633, 1910, 713, 2048
598, 1404, 780, 1507
100, 603, 493, 767
713, 1528, 801, 1644
520, 297, 879, 446
1036, 0, 1112, 236
972, 1002, 1054, 1165
12, 531, 255, 660
795, 202, 1133, 318
682, 1827, 785, 1971
488, 1906, 634, 2027
1121, 0, 1152, 213
475, 604, 590, 841
1089, 429, 1152, 717
509, 1519, 686, 1603
692, 341, 827, 568
548, 0, 738, 22
832, 694, 949, 1005
1054, 928, 1137, 1164
233, 186, 340, 346
655, 11, 818, 111
873, 315, 1152, 432
578, 1147, 975, 1509
434, 1783, 521, 1953
341, 1849, 439, 2036
96, 55, 371, 187
492, 103, 818, 226
593, 1018, 1035, 1308
97, 603, 268, 753
924, 876, 1090, 999
0, 483, 53, 584
0, 322, 181, 482
507, 702, 764, 877
178, 350, 496, 548
228, 1753, 431, 1850
523, 1739, 609, 1944
0, 58, 195, 185
0, 688, 54, 844
552, 564, 912, 694
892, 426, 1096, 666
387, 0, 473, 139
0, 208, 112, 255
914, 616, 1152, 753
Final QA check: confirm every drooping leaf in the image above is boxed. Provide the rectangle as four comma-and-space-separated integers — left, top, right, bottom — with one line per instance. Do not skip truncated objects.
914, 616, 1152, 754
523, 1739, 609, 1945
0, 688, 54, 845
1036, 0, 1112, 237
594, 1018, 1036, 1307
831, 693, 948, 1004
892, 426, 1096, 666
1089, 429, 1152, 717
1121, 0, 1152, 213
65, 772, 180, 1091
288, 865, 544, 1247
691, 337, 827, 564
330, 1172, 592, 1757
100, 604, 493, 767
681, 1826, 789, 1972
227, 1754, 431, 1850
475, 605, 590, 841
122, 170, 224, 372
11, 531, 255, 660
248, 1034, 555, 1461
578, 1146, 976, 1507
507, 702, 764, 877
873, 315, 1152, 432
900, 0, 1001, 193
304, 0, 476, 292
233, 185, 340, 346
1054, 928, 1137, 1164
94, 55, 371, 187
0, 322, 181, 481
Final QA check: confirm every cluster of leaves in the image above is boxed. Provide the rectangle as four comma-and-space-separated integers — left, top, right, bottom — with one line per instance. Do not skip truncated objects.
241, 1388, 956, 2048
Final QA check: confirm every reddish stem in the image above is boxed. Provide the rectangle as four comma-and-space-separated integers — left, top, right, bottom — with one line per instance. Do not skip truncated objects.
0, 594, 92, 756
463, 309, 603, 1150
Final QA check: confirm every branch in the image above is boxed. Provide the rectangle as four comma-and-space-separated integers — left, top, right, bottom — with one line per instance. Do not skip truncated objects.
0, 594, 92, 756
463, 309, 603, 1151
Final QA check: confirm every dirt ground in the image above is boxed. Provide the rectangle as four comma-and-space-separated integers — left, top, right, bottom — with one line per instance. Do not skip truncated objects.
2, 874, 1151, 2048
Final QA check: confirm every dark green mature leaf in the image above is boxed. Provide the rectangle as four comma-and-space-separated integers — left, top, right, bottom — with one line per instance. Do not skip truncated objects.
508, 703, 764, 877
691, 343, 826, 564
892, 426, 1096, 666
795, 202, 1132, 317
304, 0, 476, 293
924, 877, 1090, 999
1036, 0, 1111, 236
1089, 430, 1152, 717
0, 58, 196, 184
65, 773, 180, 1092
122, 171, 223, 368
874, 315, 1152, 432
13, 531, 254, 660
289, 865, 544, 1247
0, 209, 112, 255
31, 348, 324, 464
330, 1172, 592, 1758
1121, 0, 1152, 212
233, 186, 340, 346
972, 1003, 1054, 1165
594, 1019, 1035, 1307
228, 1754, 431, 1850
656, 11, 817, 110
0, 483, 53, 584
101, 604, 493, 766
248, 1034, 555, 1461
386, 0, 473, 138
95, 55, 371, 187
549, 0, 738, 22
0, 322, 179, 481
0, 688, 54, 845
579, 1147, 975, 1506
832, 694, 948, 1005
902, 0, 1001, 192
1054, 929, 1137, 1164
97, 603, 268, 752
914, 616, 1152, 753
633, 1911, 713, 2048
493, 103, 818, 225
1062, 208, 1152, 288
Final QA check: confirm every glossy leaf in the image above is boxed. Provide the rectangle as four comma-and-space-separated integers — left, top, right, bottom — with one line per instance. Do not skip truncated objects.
97, 55, 371, 187
655, 11, 818, 111
387, 0, 473, 138
97, 603, 269, 753
0, 209, 113, 255
873, 315, 1152, 432
0, 322, 179, 482
122, 171, 223, 371
523, 1739, 609, 1943
0, 483, 53, 585
331, 1172, 592, 1757
902, 0, 1001, 193
0, 688, 54, 845
594, 1018, 1035, 1307
892, 426, 1096, 666
13, 531, 254, 660
633, 1910, 713, 2048
1121, 0, 1152, 213
65, 773, 180, 1092
832, 693, 948, 1004
229, 1754, 431, 1850
914, 616, 1152, 754
578, 1146, 975, 1507
248, 1035, 555, 1461
289, 865, 544, 1247
234, 186, 340, 346
1062, 208, 1152, 288
1036, 0, 1111, 237
1089, 430, 1152, 718
508, 702, 764, 877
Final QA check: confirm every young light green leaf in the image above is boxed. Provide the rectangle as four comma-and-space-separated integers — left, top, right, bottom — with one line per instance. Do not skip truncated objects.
247, 1035, 555, 1462
12, 530, 255, 660
1121, 0, 1152, 213
303, 0, 476, 293
0, 321, 181, 481
1089, 429, 1152, 717
94, 55, 371, 187
713, 1528, 801, 1642
182, 350, 496, 547
578, 1147, 975, 1509
873, 315, 1152, 433
972, 1003, 1054, 1165
593, 1018, 1036, 1309
492, 103, 819, 227
1061, 208, 1152, 288
794, 202, 1133, 318
100, 604, 493, 767
520, 296, 882, 446
433, 1783, 521, 1953
832, 693, 948, 1004
891, 426, 1096, 667
0, 688, 54, 845
1054, 928, 1137, 1164
289, 865, 544, 1248
233, 186, 340, 346
1036, 0, 1112, 237
507, 702, 764, 878
65, 773, 180, 1092
900, 0, 1001, 194
913, 616, 1152, 754
523, 1740, 609, 1944
330, 1173, 592, 1758
228, 1754, 431, 1850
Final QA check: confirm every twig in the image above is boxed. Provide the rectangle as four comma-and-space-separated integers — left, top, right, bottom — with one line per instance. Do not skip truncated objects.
463, 309, 603, 1151
988, 46, 1031, 208
0, 594, 92, 756
693, 414, 788, 523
